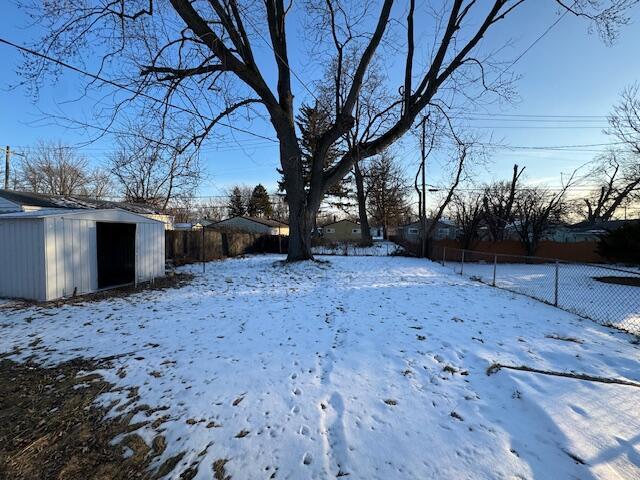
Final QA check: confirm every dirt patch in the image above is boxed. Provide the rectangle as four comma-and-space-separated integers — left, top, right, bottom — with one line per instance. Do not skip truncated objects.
4, 273, 194, 311
0, 358, 174, 480
593, 276, 640, 287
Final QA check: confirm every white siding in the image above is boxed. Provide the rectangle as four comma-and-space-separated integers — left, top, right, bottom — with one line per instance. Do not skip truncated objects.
0, 218, 46, 300
135, 221, 165, 283
44, 216, 98, 300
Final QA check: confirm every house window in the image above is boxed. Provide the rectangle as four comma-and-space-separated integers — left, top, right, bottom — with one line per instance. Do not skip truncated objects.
408, 228, 419, 234
325, 228, 335, 233
352, 228, 361, 234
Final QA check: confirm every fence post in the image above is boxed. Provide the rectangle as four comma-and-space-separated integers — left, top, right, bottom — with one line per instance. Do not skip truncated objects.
492, 254, 497, 287
554, 260, 559, 307
442, 247, 446, 266
460, 250, 465, 275
201, 227, 205, 274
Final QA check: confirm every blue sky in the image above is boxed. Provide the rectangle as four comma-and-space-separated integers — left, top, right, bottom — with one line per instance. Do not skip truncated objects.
1, 1, 639, 202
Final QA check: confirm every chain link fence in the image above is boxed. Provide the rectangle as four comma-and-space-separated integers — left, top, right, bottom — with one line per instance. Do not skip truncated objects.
312, 241, 401, 257
434, 246, 640, 336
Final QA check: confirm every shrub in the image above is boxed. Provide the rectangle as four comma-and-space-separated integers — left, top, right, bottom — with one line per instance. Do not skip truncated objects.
596, 222, 640, 265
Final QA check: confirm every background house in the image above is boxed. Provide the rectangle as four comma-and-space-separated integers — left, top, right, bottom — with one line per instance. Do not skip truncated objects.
320, 219, 363, 242
209, 216, 289, 235
398, 219, 459, 242
565, 219, 639, 242
0, 189, 174, 229
0, 208, 165, 301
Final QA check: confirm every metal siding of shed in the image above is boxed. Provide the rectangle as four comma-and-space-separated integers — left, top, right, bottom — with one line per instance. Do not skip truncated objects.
43, 217, 99, 301
135, 222, 164, 282
0, 219, 46, 301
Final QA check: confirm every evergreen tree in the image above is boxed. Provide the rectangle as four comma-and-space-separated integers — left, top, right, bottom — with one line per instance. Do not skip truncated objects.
227, 186, 247, 217
278, 103, 346, 199
247, 184, 273, 218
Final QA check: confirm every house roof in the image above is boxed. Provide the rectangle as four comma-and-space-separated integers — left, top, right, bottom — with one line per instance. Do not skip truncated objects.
321, 218, 359, 228
209, 215, 288, 228
401, 219, 457, 229
569, 219, 640, 232
0, 189, 163, 215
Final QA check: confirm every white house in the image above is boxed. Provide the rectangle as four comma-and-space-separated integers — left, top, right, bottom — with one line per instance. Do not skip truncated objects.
0, 209, 165, 302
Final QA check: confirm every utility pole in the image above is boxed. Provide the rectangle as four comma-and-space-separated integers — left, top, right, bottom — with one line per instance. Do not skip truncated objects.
419, 118, 427, 258
4, 146, 9, 190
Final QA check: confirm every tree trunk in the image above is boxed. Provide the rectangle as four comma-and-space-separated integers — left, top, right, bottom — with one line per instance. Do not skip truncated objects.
353, 163, 372, 245
277, 129, 315, 262
287, 198, 315, 261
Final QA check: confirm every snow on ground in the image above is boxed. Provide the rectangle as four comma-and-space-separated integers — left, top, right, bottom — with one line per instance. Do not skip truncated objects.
443, 261, 640, 334
312, 240, 400, 256
2, 255, 640, 479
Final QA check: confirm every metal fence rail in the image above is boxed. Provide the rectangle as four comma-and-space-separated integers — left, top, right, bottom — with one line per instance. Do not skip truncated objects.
435, 246, 640, 336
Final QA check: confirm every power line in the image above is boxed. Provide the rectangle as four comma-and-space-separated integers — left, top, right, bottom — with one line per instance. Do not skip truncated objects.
0, 37, 278, 144
499, 7, 571, 76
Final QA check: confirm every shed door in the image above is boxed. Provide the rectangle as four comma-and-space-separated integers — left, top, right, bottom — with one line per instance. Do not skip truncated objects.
97, 222, 136, 288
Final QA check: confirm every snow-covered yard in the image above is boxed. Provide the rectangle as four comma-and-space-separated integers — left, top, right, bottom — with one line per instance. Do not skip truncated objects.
2, 255, 640, 479
443, 261, 640, 334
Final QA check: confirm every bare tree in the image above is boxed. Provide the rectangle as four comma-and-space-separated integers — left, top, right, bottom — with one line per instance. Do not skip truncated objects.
418, 125, 486, 251
365, 151, 411, 238
575, 83, 640, 221
19, 141, 95, 196
607, 82, 640, 155
482, 164, 526, 241
579, 151, 640, 221
19, 0, 637, 260
109, 130, 200, 210
193, 199, 225, 223
451, 192, 484, 249
352, 161, 372, 244
513, 181, 573, 256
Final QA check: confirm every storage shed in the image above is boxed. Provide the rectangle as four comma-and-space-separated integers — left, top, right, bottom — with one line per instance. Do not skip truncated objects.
0, 209, 165, 301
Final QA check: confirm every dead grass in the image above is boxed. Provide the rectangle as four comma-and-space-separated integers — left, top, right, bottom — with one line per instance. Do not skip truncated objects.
4, 273, 194, 311
0, 358, 182, 480
545, 333, 584, 344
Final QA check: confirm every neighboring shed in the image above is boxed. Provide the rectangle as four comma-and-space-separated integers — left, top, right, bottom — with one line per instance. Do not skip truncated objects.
0, 209, 165, 302
209, 216, 289, 235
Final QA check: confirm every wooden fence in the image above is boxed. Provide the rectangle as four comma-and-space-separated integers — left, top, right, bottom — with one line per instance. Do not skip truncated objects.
165, 229, 287, 265
430, 239, 604, 263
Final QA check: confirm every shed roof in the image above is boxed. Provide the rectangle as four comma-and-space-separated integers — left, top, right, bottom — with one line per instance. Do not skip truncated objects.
0, 189, 163, 214
0, 208, 165, 224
